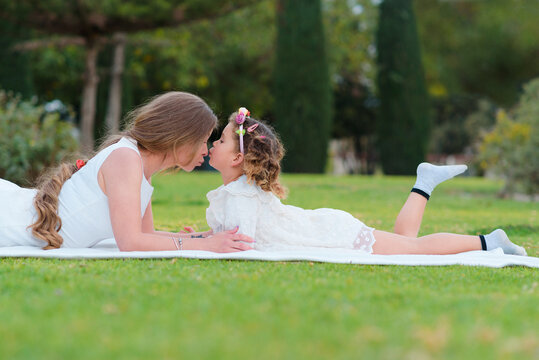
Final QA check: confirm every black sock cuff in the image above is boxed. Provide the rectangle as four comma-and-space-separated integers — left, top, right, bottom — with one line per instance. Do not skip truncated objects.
479, 235, 487, 251
411, 188, 430, 200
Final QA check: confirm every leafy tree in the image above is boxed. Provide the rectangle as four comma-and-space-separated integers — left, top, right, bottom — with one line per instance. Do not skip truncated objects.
274, 0, 332, 173
0, 0, 260, 152
415, 0, 539, 107
324, 0, 378, 87
376, 0, 430, 175
0, 22, 33, 98
324, 1, 379, 173
133, 1, 277, 120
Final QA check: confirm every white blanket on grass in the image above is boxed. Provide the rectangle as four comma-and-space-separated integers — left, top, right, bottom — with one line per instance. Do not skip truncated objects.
0, 239, 538, 268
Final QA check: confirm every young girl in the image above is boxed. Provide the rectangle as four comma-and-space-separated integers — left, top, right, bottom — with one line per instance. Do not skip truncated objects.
205, 108, 527, 255
0, 92, 253, 252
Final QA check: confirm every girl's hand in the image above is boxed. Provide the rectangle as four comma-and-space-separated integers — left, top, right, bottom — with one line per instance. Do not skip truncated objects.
198, 227, 254, 252
179, 226, 196, 234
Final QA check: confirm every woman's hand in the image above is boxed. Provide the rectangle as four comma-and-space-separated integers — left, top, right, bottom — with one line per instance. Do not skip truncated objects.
194, 227, 254, 252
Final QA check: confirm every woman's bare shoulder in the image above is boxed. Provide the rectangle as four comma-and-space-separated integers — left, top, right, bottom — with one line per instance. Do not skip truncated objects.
103, 147, 142, 166
99, 147, 143, 188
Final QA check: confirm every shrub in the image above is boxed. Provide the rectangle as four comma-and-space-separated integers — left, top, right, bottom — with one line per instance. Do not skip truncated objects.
430, 96, 496, 155
479, 78, 539, 197
0, 91, 78, 186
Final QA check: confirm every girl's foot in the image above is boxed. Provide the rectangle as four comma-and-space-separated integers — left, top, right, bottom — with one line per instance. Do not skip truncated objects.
412, 162, 468, 199
482, 229, 527, 256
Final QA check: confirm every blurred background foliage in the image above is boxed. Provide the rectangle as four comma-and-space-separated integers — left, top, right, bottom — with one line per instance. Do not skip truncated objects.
479, 78, 539, 197
417, 0, 539, 106
0, 0, 537, 194
0, 91, 78, 185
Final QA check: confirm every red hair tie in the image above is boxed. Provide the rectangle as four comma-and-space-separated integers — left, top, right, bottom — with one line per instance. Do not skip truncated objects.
76, 159, 87, 170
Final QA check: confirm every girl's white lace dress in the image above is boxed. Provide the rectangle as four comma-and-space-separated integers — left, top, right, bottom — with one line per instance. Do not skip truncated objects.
206, 175, 376, 253
0, 137, 153, 248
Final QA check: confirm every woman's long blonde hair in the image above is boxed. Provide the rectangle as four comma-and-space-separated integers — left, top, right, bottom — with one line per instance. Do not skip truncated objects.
30, 91, 217, 249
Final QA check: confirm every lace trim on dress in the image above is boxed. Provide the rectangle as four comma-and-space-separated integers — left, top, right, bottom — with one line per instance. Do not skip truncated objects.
352, 225, 376, 254
219, 176, 274, 203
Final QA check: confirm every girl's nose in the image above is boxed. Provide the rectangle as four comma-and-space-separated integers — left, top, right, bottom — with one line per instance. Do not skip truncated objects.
202, 145, 208, 156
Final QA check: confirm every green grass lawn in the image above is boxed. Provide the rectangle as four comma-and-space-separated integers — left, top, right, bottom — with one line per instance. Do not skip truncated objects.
1, 172, 537, 359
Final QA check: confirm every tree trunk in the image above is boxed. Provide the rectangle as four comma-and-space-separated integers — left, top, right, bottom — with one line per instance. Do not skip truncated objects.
105, 32, 126, 135
80, 38, 100, 153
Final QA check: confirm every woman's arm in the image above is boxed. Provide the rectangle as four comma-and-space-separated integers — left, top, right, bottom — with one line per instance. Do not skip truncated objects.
141, 192, 155, 233
141, 198, 212, 238
100, 149, 252, 252
139, 177, 212, 238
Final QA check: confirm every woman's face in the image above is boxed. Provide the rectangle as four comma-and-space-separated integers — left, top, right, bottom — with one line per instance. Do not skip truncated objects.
208, 123, 239, 172
168, 132, 211, 172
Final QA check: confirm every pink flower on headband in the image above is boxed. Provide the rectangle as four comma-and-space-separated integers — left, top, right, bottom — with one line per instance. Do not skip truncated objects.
236, 107, 250, 153
235, 107, 250, 125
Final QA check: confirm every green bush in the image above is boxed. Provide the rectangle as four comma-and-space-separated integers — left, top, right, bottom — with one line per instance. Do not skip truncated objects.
0, 91, 78, 186
430, 96, 496, 155
479, 78, 539, 197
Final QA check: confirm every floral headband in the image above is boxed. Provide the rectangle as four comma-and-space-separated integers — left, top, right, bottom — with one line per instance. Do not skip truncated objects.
235, 107, 260, 153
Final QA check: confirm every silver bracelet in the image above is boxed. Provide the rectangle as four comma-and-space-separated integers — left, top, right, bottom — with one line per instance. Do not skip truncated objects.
171, 236, 180, 250
171, 236, 183, 251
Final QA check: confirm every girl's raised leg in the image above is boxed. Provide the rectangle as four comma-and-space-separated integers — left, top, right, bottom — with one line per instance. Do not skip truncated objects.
394, 192, 427, 237
393, 163, 468, 237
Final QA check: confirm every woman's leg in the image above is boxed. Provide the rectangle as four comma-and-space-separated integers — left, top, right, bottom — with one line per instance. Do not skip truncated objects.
372, 230, 482, 255
393, 163, 468, 237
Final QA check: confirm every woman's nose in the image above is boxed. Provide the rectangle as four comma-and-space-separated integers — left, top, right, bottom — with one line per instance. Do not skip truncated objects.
202, 145, 208, 156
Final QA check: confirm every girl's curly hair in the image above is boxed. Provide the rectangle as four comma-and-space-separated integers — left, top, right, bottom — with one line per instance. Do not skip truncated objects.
228, 113, 287, 199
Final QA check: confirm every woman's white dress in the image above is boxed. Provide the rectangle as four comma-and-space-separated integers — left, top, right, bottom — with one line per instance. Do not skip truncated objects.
206, 175, 376, 253
0, 137, 153, 248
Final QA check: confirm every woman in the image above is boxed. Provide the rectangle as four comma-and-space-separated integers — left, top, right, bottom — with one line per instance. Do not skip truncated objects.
0, 92, 253, 252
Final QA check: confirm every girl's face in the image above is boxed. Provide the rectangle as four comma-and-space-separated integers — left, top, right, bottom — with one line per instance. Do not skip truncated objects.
208, 123, 239, 172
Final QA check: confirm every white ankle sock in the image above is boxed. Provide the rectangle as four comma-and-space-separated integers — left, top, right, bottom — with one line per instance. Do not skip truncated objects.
483, 229, 527, 256
412, 162, 468, 197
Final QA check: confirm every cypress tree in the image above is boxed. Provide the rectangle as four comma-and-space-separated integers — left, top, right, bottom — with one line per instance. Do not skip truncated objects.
376, 0, 430, 174
274, 0, 332, 173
